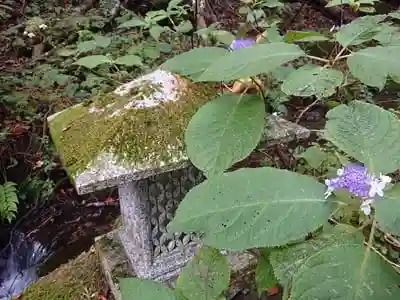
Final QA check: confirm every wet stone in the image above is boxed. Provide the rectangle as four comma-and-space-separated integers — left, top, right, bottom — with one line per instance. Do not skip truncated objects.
48, 68, 310, 283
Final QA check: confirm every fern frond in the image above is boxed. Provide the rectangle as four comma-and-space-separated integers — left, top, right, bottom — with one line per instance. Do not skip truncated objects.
0, 182, 19, 223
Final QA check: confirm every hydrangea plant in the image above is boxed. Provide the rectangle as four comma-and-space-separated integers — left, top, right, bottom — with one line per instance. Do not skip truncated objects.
119, 2, 400, 300
325, 163, 392, 215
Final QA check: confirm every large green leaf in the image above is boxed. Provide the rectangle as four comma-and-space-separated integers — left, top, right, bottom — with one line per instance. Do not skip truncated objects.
161, 47, 228, 78
185, 93, 265, 177
290, 244, 400, 300
175, 246, 230, 300
347, 45, 400, 89
270, 224, 363, 285
281, 65, 344, 99
375, 183, 400, 236
334, 15, 386, 47
324, 101, 400, 174
74, 55, 113, 69
373, 23, 400, 46
119, 278, 178, 300
197, 42, 305, 82
255, 249, 278, 295
167, 167, 332, 250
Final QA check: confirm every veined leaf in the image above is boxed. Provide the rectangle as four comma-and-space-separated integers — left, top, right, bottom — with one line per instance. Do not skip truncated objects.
146, 10, 168, 22
77, 40, 98, 53
290, 244, 400, 300
185, 93, 265, 177
334, 15, 386, 47
175, 246, 230, 300
324, 101, 400, 174
255, 249, 278, 295
296, 145, 329, 169
264, 26, 284, 43
161, 47, 228, 78
77, 36, 111, 53
284, 31, 329, 43
175, 20, 193, 33
74, 55, 113, 69
373, 23, 400, 46
281, 65, 344, 99
114, 55, 143, 66
118, 18, 147, 29
390, 12, 400, 20
197, 42, 305, 82
326, 0, 379, 7
358, 6, 376, 13
211, 30, 236, 45
167, 167, 332, 250
270, 224, 363, 285
260, 0, 284, 8
347, 45, 400, 90
93, 35, 111, 48
56, 48, 77, 57
119, 278, 178, 300
149, 25, 166, 40
375, 183, 400, 236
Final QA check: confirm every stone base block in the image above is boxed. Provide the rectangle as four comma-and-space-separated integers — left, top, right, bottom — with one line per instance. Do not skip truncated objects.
95, 230, 257, 300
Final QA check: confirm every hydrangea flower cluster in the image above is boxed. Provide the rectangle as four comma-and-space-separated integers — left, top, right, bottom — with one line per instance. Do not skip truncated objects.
324, 163, 391, 215
229, 39, 255, 51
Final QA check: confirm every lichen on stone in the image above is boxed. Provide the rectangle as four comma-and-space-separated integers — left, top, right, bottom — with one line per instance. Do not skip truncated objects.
48, 70, 217, 184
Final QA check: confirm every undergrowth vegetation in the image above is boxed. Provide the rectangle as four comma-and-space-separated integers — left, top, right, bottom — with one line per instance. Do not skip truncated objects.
1, 0, 400, 299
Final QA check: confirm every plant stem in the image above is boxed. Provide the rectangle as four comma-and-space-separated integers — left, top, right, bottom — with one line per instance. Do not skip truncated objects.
282, 283, 290, 300
359, 219, 377, 276
305, 55, 330, 63
332, 46, 348, 64
250, 76, 266, 100
335, 54, 352, 61
296, 99, 319, 123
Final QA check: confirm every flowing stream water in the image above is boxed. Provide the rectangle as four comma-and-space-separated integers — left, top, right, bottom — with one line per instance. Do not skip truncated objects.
0, 231, 47, 299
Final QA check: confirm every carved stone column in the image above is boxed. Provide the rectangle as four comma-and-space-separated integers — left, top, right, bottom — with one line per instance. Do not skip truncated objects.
118, 165, 205, 281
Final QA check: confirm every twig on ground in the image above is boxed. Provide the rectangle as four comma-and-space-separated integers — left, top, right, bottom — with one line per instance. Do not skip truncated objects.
296, 99, 319, 123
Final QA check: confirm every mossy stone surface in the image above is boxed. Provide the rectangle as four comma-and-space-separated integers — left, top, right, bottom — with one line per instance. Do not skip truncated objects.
48, 69, 217, 194
20, 248, 105, 300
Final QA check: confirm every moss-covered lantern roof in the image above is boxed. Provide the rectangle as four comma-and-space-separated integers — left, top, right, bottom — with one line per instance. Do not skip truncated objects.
47, 69, 217, 195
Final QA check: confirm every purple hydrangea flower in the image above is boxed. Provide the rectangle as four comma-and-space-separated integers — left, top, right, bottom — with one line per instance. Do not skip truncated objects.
324, 163, 391, 215
229, 39, 256, 51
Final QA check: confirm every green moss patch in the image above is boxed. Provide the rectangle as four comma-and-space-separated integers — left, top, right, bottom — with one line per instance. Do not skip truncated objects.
20, 249, 105, 300
48, 76, 217, 179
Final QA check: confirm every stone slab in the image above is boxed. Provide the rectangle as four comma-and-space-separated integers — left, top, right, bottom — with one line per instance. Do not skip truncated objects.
50, 101, 310, 196
95, 230, 257, 300
48, 69, 310, 195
